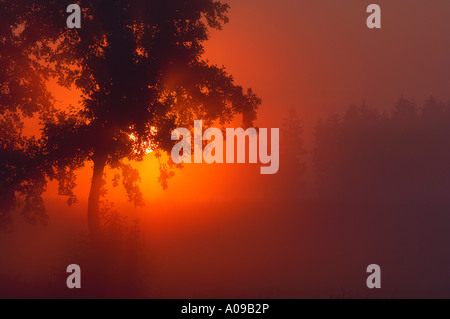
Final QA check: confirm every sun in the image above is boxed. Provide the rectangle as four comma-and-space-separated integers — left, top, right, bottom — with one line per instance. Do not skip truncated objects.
129, 126, 158, 154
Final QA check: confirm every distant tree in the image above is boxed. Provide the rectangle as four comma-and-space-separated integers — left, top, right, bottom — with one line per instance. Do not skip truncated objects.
313, 114, 342, 197
392, 96, 418, 125
421, 96, 445, 123
279, 108, 307, 194
0, 1, 261, 240
313, 97, 450, 204
314, 103, 390, 201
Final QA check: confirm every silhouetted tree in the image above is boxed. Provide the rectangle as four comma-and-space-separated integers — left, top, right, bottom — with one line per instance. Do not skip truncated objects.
314, 97, 450, 204
278, 108, 307, 196
0, 1, 261, 240
313, 114, 342, 198
0, 2, 57, 230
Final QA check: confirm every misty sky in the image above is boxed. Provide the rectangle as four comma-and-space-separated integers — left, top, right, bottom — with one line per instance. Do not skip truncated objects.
204, 0, 450, 127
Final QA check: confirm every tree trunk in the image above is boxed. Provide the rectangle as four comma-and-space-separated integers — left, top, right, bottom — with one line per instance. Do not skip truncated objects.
88, 150, 107, 243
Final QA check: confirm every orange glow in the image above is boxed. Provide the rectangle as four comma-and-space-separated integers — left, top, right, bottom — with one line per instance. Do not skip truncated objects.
6, 0, 450, 299
129, 126, 157, 154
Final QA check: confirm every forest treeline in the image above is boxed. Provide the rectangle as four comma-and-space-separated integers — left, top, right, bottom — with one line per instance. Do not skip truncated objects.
280, 96, 450, 205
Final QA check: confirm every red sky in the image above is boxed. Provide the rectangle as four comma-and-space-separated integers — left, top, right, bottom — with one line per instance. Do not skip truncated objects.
204, 0, 450, 128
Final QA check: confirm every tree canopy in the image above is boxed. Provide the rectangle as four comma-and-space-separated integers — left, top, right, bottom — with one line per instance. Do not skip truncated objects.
0, 1, 261, 238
